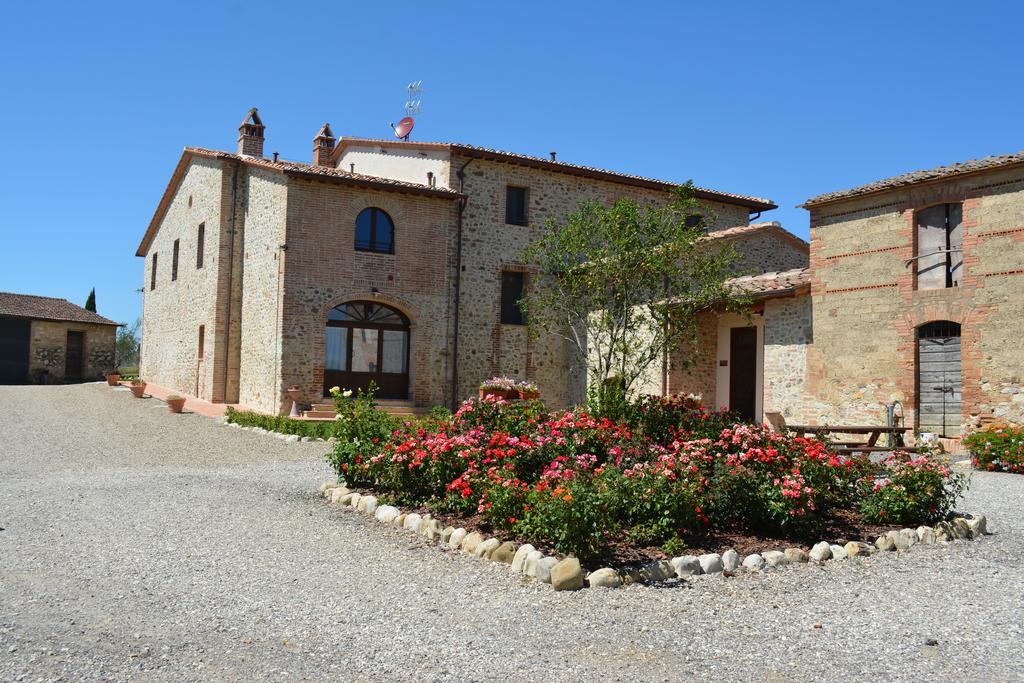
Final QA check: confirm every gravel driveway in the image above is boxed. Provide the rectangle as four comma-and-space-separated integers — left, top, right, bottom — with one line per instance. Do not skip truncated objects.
2, 383, 1022, 682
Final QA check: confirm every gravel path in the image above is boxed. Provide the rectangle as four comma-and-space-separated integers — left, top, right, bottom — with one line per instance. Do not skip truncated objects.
1, 384, 1022, 682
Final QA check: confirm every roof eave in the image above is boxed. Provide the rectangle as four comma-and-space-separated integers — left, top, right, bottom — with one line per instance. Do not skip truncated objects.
800, 157, 1024, 210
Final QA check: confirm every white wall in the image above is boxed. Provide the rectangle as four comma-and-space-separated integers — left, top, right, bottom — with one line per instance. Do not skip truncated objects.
338, 145, 450, 188
715, 312, 764, 421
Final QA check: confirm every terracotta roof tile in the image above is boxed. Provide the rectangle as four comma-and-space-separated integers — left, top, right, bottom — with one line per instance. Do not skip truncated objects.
337, 138, 777, 210
186, 148, 462, 197
0, 292, 119, 325
727, 267, 810, 298
802, 150, 1024, 207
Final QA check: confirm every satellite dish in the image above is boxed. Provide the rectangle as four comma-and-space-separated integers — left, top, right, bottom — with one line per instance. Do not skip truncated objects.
394, 116, 414, 140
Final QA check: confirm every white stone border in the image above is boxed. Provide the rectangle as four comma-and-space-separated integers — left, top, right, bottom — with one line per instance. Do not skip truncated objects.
318, 481, 990, 591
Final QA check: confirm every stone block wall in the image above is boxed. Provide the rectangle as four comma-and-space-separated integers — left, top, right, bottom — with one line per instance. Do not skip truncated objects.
139, 157, 226, 401
805, 164, 1024, 431
451, 153, 753, 408
28, 320, 116, 382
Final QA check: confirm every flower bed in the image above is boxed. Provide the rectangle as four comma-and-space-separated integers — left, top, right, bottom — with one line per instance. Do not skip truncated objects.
963, 424, 1024, 473
326, 395, 968, 564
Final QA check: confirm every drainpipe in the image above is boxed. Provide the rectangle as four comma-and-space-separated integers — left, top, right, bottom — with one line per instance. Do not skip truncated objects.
221, 160, 240, 403
450, 157, 473, 408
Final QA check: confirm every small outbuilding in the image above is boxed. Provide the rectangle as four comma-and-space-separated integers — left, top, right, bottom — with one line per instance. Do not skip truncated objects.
0, 292, 119, 384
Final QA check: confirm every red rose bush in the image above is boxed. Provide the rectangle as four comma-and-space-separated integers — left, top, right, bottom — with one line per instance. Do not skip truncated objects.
326, 394, 965, 562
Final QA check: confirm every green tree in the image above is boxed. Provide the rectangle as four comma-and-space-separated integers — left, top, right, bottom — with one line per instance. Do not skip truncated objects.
116, 318, 141, 370
84, 288, 96, 312
521, 184, 748, 414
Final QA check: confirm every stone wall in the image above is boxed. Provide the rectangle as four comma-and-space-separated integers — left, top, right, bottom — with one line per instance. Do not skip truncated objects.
278, 177, 459, 412
732, 231, 809, 274
139, 157, 226, 401
805, 164, 1024, 432
237, 167, 287, 413
450, 153, 753, 409
28, 320, 116, 382
762, 296, 812, 421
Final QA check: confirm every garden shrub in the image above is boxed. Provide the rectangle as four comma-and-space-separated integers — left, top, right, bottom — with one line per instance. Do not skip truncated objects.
225, 407, 341, 440
962, 424, 1024, 473
321, 393, 967, 562
859, 452, 968, 525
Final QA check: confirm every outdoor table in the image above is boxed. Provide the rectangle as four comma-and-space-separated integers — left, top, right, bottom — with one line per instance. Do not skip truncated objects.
785, 425, 912, 449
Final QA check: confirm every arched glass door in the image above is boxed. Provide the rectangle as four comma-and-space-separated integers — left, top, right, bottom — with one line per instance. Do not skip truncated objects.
324, 301, 410, 399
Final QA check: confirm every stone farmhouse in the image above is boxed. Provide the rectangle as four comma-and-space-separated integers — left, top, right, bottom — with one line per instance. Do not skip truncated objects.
136, 109, 792, 415
673, 150, 1024, 437
137, 109, 1024, 439
0, 292, 117, 384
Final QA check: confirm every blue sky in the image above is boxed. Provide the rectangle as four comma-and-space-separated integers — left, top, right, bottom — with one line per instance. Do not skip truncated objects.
1, 1, 1021, 326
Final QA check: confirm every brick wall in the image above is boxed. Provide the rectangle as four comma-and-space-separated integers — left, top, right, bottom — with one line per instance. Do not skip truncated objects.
277, 177, 459, 412
805, 164, 1024, 432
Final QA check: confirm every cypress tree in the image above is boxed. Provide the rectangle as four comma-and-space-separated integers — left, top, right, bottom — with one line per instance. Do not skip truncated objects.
85, 288, 96, 312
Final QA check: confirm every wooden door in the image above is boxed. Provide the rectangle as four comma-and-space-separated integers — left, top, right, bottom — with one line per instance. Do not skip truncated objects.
918, 322, 962, 437
65, 331, 84, 381
0, 317, 31, 384
729, 327, 757, 421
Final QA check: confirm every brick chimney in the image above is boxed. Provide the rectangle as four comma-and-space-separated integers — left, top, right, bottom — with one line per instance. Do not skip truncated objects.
237, 108, 265, 157
312, 123, 336, 167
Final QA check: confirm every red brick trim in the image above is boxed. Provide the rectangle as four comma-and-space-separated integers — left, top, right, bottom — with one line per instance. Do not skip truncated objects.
977, 227, 1024, 239
824, 282, 899, 294
981, 268, 1024, 278
822, 245, 902, 261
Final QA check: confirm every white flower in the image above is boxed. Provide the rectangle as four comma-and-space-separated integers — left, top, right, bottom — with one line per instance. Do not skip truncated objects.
343, 389, 353, 398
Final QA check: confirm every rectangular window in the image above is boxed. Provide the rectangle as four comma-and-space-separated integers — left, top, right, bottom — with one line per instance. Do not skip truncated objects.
198, 325, 205, 359
916, 203, 963, 290
196, 223, 205, 269
150, 253, 158, 290
501, 270, 526, 325
172, 239, 180, 281
505, 186, 528, 226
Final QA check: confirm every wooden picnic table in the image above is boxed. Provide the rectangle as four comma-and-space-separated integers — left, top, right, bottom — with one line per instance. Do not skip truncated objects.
786, 425, 912, 450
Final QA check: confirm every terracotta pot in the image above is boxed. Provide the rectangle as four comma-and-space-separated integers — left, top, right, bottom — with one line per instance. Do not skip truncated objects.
518, 389, 540, 400
130, 382, 147, 398
167, 397, 186, 413
105, 373, 121, 386
479, 387, 516, 401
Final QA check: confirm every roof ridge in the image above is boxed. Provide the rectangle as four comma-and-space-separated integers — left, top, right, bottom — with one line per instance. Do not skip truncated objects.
335, 137, 777, 209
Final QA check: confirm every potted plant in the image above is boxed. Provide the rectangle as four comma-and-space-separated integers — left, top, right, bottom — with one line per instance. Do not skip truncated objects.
129, 380, 147, 398
517, 380, 540, 400
166, 395, 186, 413
287, 384, 304, 417
105, 370, 121, 386
478, 376, 520, 401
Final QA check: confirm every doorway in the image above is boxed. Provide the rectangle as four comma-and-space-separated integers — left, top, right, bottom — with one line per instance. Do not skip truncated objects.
0, 317, 30, 384
729, 327, 758, 421
323, 301, 410, 399
715, 314, 764, 422
65, 330, 84, 381
917, 321, 962, 437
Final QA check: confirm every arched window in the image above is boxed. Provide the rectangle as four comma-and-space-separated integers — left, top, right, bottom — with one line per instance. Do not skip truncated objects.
324, 301, 410, 399
355, 207, 394, 254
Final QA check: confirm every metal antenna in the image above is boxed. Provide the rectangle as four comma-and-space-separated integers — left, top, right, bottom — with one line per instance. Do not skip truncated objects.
405, 80, 423, 116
